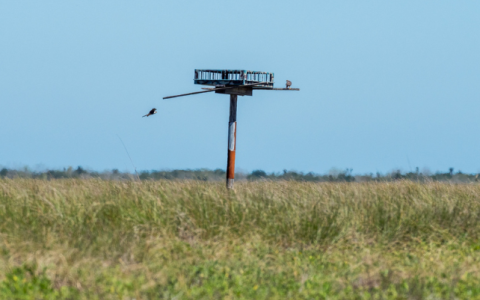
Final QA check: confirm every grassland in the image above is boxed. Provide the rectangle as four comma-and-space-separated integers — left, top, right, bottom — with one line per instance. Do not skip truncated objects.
2, 179, 480, 299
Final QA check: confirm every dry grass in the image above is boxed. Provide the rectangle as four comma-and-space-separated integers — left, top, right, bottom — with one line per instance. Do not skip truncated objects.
1, 179, 480, 299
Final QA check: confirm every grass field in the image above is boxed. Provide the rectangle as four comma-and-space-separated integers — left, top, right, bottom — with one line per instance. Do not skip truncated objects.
2, 179, 480, 299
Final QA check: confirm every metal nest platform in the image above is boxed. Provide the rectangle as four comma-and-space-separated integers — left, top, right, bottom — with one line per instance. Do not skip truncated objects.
194, 69, 274, 89
164, 69, 299, 99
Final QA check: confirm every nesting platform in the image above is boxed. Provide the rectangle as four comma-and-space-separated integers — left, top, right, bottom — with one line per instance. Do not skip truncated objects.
194, 69, 274, 89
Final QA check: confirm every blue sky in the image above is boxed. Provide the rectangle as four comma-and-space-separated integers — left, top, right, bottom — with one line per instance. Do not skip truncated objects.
1, 1, 479, 174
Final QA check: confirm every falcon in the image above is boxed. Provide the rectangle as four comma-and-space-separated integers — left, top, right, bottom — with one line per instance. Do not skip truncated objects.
143, 108, 157, 117
286, 80, 292, 89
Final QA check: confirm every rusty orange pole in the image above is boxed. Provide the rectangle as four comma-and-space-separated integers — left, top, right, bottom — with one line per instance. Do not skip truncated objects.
226, 94, 237, 189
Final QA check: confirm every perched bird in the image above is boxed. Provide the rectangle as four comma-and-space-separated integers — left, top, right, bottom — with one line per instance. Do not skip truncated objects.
286, 80, 292, 89
143, 108, 157, 117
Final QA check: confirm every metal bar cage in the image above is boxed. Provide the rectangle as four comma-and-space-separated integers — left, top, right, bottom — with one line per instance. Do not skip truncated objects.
194, 69, 274, 88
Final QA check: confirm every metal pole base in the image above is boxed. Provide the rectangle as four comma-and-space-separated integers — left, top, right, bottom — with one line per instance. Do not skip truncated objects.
227, 179, 234, 189
226, 94, 237, 190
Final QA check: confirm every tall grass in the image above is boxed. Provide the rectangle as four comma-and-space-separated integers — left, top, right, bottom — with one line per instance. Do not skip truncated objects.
2, 179, 480, 299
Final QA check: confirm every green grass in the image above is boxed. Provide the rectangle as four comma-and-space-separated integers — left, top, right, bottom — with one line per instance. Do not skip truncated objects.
2, 179, 480, 299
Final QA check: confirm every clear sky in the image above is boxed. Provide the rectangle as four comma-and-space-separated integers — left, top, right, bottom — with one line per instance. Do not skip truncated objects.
1, 1, 479, 174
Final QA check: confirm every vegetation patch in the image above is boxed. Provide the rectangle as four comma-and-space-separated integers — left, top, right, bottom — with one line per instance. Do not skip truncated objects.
1, 179, 480, 298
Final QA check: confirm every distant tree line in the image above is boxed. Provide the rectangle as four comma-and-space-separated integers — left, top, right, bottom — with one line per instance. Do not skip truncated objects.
0, 166, 479, 183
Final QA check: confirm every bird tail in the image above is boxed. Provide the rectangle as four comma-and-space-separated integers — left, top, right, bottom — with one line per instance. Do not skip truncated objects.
143, 114, 148, 117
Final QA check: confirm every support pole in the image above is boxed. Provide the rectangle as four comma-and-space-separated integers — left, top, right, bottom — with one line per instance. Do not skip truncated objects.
226, 94, 237, 189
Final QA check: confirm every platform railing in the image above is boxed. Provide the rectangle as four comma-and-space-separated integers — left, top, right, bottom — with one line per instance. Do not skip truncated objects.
195, 71, 274, 83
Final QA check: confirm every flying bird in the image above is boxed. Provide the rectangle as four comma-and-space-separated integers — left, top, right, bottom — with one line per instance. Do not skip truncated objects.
143, 108, 157, 117
286, 80, 292, 89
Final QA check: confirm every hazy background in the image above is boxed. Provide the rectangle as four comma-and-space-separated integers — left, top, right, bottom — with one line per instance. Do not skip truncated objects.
1, 1, 479, 174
